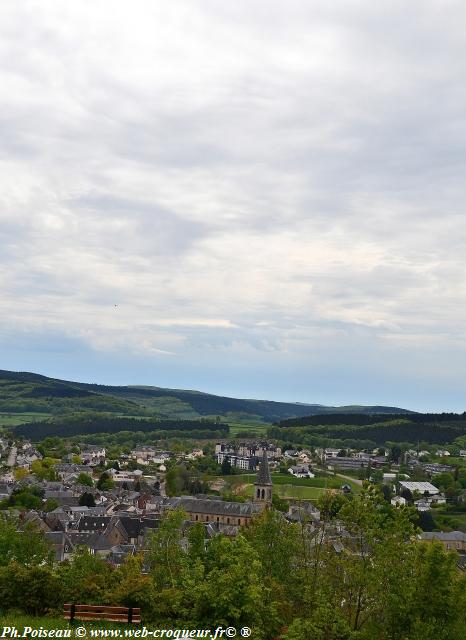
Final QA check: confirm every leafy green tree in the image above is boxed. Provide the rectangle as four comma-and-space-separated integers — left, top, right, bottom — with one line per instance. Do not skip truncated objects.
97, 471, 114, 491
389, 445, 402, 463
5, 488, 42, 510
271, 493, 289, 512
196, 534, 274, 636
43, 498, 59, 512
221, 457, 232, 475
148, 510, 187, 589
79, 492, 96, 507
317, 491, 348, 519
58, 547, 115, 605
0, 563, 60, 616
76, 472, 93, 487
0, 515, 52, 566
109, 555, 157, 619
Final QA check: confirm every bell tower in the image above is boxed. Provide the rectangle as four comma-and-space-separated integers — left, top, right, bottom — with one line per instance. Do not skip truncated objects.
254, 447, 273, 504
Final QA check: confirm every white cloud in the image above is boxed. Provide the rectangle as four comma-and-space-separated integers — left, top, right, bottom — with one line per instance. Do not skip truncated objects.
1, 1, 466, 408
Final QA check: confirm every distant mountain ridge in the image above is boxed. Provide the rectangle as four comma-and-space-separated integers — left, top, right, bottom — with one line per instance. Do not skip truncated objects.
0, 368, 413, 424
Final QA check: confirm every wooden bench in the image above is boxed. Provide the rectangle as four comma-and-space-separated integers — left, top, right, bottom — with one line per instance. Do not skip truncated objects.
64, 604, 141, 624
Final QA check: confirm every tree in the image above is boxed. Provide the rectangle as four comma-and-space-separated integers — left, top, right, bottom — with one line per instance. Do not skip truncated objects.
243, 507, 303, 616
108, 555, 156, 619
148, 510, 187, 589
221, 457, 232, 475
271, 493, 289, 512
0, 563, 60, 616
380, 484, 392, 502
14, 468, 28, 481
389, 445, 402, 464
317, 491, 348, 519
43, 498, 59, 512
79, 492, 96, 507
196, 534, 274, 635
97, 471, 114, 491
0, 515, 52, 567
58, 547, 115, 605
76, 472, 93, 487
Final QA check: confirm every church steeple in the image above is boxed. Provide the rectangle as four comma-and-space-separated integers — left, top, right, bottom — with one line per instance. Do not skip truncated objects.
254, 447, 273, 504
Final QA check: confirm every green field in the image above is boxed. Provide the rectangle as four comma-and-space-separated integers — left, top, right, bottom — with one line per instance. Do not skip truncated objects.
240, 483, 328, 500
219, 471, 360, 500
0, 412, 52, 427
228, 422, 269, 436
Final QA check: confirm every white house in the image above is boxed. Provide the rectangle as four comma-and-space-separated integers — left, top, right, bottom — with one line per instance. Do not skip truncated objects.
288, 465, 315, 479
81, 446, 106, 466
391, 496, 407, 507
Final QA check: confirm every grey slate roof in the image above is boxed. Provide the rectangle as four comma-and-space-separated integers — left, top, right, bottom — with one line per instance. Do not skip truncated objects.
255, 449, 272, 485
175, 496, 262, 517
421, 531, 466, 542
67, 531, 96, 546
78, 516, 111, 532
117, 516, 159, 538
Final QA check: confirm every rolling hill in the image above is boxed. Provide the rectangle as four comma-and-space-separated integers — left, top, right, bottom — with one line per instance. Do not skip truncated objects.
0, 368, 413, 428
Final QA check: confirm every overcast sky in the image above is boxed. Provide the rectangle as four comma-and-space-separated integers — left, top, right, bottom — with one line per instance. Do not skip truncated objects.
1, 1, 466, 411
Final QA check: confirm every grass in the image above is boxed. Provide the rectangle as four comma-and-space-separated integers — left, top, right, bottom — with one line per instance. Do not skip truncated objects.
218, 471, 360, 500
0, 613, 125, 630
223, 472, 358, 489
240, 483, 327, 500
228, 422, 269, 436
0, 412, 52, 427
431, 506, 466, 532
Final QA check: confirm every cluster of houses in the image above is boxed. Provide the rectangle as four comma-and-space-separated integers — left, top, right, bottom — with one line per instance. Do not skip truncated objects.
389, 480, 447, 511
215, 442, 281, 471
3, 448, 291, 564
0, 436, 465, 571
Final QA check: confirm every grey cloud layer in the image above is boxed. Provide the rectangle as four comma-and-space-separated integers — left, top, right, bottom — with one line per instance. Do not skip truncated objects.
1, 1, 466, 407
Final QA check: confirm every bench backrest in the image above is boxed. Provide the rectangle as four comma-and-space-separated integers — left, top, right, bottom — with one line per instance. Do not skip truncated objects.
64, 604, 141, 624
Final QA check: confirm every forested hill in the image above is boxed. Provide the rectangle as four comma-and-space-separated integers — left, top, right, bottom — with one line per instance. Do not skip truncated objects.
0, 368, 412, 425
269, 412, 466, 447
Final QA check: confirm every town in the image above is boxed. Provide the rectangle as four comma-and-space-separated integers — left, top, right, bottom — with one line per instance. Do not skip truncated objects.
1, 435, 465, 566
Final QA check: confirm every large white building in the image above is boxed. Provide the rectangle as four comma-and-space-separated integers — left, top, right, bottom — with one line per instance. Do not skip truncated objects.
399, 481, 439, 495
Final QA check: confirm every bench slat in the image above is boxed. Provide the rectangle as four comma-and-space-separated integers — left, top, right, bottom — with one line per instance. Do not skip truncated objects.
64, 604, 140, 614
64, 611, 132, 620
65, 616, 141, 624
63, 604, 141, 624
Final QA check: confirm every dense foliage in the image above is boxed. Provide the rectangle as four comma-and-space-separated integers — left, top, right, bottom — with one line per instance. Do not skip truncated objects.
270, 413, 466, 447
13, 416, 229, 439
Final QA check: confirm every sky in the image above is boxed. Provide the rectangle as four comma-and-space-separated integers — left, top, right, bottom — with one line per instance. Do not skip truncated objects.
1, 1, 466, 412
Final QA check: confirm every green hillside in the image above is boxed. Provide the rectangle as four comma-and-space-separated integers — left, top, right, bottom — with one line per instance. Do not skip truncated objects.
269, 412, 466, 447
0, 369, 413, 437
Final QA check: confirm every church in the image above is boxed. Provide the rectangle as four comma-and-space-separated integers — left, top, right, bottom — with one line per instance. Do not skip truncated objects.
151, 449, 273, 535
